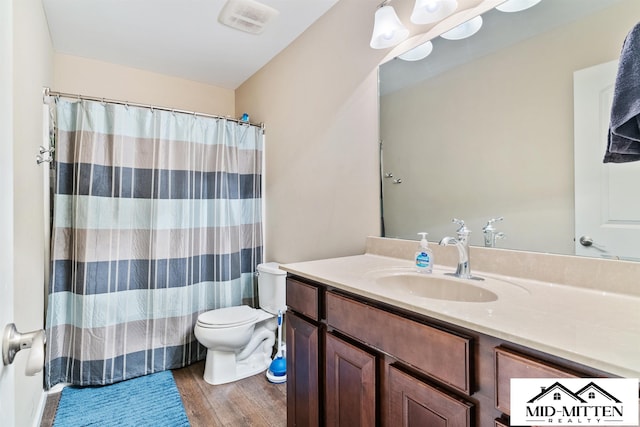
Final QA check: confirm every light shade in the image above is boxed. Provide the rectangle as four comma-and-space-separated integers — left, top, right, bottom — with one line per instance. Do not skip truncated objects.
440, 15, 483, 40
370, 5, 410, 49
410, 0, 458, 24
496, 0, 541, 13
398, 41, 434, 61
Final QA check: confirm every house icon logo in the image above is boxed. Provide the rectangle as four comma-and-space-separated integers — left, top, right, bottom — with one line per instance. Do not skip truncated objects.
510, 378, 638, 426
527, 381, 622, 405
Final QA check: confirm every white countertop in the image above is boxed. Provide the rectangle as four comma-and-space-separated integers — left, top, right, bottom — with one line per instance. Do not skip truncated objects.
281, 254, 640, 378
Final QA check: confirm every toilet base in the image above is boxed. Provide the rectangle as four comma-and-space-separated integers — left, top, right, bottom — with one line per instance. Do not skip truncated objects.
196, 310, 278, 385
203, 348, 272, 385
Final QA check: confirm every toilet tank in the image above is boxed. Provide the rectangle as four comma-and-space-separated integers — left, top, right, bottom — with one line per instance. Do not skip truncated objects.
257, 262, 287, 315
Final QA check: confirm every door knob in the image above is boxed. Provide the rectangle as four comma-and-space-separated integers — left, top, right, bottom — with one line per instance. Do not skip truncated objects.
579, 236, 593, 247
2, 323, 45, 367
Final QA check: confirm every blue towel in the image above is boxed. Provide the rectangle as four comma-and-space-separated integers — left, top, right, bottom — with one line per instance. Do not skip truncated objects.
604, 22, 640, 163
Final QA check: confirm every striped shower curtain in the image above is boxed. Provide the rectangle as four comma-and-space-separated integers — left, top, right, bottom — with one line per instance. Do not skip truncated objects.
45, 99, 263, 388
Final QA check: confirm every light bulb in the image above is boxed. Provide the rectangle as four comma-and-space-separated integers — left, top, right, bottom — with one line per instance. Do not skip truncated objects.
425, 1, 440, 13
398, 41, 434, 61
440, 15, 483, 40
410, 0, 458, 25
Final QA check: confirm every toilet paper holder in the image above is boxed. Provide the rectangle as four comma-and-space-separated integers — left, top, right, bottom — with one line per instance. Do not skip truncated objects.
2, 323, 46, 366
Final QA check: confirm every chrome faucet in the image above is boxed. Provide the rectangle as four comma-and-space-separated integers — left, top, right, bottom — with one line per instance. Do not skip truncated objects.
482, 216, 506, 248
439, 218, 474, 279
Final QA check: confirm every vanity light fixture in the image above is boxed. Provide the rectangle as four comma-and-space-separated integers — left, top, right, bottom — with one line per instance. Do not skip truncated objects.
370, 2, 410, 49
398, 40, 434, 61
496, 0, 541, 13
410, 0, 458, 24
440, 15, 483, 40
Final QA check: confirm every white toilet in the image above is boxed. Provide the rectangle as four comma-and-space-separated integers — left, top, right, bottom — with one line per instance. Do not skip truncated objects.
194, 262, 287, 385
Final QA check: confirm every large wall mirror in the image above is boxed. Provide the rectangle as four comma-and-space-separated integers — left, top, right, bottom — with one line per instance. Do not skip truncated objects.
380, 0, 640, 260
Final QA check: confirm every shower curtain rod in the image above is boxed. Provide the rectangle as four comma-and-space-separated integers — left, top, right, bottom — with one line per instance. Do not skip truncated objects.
42, 87, 265, 131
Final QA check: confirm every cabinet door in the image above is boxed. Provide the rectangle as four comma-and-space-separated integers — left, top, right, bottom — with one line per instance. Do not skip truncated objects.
325, 332, 376, 427
287, 312, 319, 427
387, 365, 473, 427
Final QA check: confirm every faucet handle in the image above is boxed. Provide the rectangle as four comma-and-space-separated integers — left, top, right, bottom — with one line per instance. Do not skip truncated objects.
452, 218, 470, 235
483, 216, 504, 231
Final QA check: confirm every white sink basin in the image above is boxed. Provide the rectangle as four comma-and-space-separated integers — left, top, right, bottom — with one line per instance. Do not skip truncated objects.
360, 268, 521, 302
370, 272, 498, 302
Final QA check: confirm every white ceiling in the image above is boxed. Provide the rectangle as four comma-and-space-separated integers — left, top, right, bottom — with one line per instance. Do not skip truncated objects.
41, 0, 339, 90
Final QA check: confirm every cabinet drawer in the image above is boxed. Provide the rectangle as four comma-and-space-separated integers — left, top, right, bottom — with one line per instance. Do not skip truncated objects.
327, 291, 472, 394
287, 278, 319, 321
495, 347, 578, 415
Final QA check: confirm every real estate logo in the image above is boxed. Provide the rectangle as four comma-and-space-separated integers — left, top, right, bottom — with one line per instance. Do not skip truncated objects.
511, 378, 639, 426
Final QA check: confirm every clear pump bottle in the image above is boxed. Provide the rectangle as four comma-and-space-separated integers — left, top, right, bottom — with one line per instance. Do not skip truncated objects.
415, 232, 433, 273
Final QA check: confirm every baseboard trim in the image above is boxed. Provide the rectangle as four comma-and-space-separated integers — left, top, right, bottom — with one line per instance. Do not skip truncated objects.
32, 389, 47, 427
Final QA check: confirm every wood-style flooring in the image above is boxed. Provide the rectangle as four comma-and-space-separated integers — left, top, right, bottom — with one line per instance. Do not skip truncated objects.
40, 361, 287, 427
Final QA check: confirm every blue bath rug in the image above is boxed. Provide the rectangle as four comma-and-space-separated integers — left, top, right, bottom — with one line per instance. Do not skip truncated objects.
53, 370, 190, 427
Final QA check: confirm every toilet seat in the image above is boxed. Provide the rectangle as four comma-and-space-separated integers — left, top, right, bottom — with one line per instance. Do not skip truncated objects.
197, 305, 258, 329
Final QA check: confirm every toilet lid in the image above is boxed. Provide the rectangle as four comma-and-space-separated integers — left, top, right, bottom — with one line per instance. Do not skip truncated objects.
197, 305, 258, 328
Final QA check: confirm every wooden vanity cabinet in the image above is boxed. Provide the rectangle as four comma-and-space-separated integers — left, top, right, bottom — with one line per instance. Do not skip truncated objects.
286, 275, 625, 427
287, 275, 475, 426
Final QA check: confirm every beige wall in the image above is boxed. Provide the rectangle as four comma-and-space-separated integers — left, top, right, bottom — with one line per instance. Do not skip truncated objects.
236, 1, 387, 263
54, 54, 235, 116
381, 0, 640, 254
12, 0, 54, 425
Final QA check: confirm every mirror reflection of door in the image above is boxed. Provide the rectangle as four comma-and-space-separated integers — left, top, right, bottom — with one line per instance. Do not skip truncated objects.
574, 60, 640, 261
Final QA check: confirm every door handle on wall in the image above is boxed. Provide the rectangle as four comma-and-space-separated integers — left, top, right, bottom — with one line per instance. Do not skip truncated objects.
2, 323, 46, 376
579, 236, 593, 246
578, 235, 607, 252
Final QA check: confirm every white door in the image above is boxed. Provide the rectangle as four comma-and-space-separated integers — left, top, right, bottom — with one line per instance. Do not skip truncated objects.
0, 0, 15, 424
574, 60, 640, 261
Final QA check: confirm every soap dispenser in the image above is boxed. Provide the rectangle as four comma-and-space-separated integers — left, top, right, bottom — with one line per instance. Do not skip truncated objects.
415, 232, 433, 273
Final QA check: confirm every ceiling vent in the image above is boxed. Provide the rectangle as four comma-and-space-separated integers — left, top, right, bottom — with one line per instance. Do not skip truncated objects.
218, 0, 280, 35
